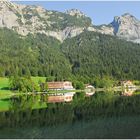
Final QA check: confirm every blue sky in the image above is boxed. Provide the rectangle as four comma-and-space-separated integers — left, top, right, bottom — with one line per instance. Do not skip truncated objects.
14, 1, 140, 25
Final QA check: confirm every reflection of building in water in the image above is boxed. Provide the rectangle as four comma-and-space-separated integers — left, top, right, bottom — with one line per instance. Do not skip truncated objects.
121, 80, 137, 96
47, 81, 74, 90
121, 80, 136, 89
121, 88, 136, 96
48, 92, 75, 103
85, 84, 95, 96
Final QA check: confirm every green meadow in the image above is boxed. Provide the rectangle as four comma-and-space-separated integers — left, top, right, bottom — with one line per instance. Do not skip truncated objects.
0, 77, 14, 100
0, 77, 46, 112
0, 77, 9, 89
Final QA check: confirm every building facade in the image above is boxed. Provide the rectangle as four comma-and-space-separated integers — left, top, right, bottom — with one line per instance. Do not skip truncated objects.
47, 81, 74, 90
121, 80, 136, 88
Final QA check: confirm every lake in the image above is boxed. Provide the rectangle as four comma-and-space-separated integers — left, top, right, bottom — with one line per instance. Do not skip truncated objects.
0, 91, 140, 138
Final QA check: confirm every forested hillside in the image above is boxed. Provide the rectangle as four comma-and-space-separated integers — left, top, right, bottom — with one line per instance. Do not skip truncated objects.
0, 28, 140, 82
61, 31, 140, 82
0, 28, 71, 80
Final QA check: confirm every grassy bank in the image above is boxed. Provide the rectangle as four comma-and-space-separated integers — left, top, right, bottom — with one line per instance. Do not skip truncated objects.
1, 77, 140, 112
0, 76, 81, 112
0, 77, 46, 99
0, 77, 46, 112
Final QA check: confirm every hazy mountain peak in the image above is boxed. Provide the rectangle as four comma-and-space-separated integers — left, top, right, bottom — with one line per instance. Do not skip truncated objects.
108, 13, 140, 42
112, 13, 137, 23
65, 9, 86, 17
122, 13, 134, 17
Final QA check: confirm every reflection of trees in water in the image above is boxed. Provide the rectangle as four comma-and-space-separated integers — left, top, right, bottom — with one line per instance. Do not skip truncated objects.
9, 95, 33, 111
0, 94, 74, 127
9, 94, 48, 111
0, 94, 48, 127
0, 92, 140, 128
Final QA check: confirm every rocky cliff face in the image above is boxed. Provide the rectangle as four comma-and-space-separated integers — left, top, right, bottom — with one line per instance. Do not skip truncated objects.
0, 0, 140, 43
65, 9, 87, 18
96, 13, 140, 43
0, 0, 91, 42
111, 13, 140, 43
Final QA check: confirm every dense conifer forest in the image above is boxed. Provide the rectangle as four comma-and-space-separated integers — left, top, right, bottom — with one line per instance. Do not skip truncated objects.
0, 28, 140, 82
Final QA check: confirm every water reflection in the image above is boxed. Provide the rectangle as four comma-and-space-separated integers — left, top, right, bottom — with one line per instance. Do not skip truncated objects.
121, 88, 137, 96
47, 91, 95, 103
85, 85, 95, 96
48, 92, 75, 103
9, 94, 48, 111
85, 90, 95, 96
0, 91, 140, 138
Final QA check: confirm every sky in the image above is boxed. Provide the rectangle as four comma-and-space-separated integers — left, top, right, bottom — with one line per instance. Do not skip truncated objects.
14, 1, 140, 25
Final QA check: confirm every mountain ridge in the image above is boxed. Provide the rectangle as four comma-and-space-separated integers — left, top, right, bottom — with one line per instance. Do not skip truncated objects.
0, 0, 140, 43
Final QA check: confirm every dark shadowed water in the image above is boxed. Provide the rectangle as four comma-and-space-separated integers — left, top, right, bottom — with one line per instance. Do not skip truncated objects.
0, 91, 140, 139
0, 116, 140, 139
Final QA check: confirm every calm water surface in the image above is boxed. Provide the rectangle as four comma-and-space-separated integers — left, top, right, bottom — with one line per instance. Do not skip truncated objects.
0, 91, 140, 139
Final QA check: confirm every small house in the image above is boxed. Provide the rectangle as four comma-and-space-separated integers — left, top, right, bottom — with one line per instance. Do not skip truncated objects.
47, 81, 74, 90
121, 80, 136, 88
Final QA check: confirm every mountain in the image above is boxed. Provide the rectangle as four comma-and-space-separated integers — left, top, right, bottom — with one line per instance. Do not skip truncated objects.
0, 0, 140, 43
1, 0, 140, 82
0, 0, 92, 42
96, 13, 140, 43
